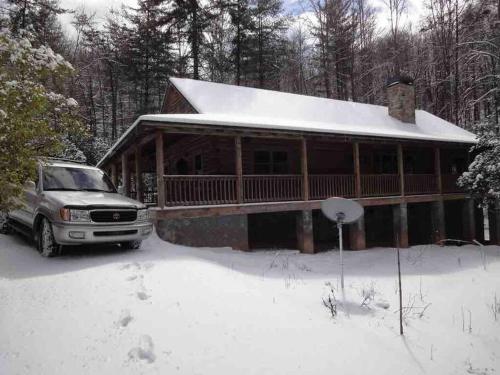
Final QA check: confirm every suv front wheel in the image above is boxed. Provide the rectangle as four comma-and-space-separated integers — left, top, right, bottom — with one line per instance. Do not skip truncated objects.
120, 240, 142, 250
38, 218, 62, 257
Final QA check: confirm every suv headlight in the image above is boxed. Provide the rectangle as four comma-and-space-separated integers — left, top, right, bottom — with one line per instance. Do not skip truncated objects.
60, 208, 90, 222
136, 209, 150, 222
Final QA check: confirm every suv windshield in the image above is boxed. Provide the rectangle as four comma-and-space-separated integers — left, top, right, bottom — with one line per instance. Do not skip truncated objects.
42, 166, 116, 192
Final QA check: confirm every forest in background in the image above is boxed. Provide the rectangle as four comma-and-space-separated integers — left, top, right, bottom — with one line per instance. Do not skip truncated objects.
1, 0, 499, 164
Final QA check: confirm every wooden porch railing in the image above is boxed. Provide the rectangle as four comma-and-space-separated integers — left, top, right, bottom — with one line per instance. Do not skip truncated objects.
361, 174, 400, 197
165, 175, 237, 206
309, 175, 355, 200
442, 174, 462, 193
153, 173, 463, 207
143, 190, 157, 205
243, 175, 303, 202
404, 174, 439, 195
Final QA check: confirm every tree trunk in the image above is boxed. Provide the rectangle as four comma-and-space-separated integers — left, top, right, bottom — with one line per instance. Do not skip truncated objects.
191, 0, 200, 80
235, 17, 241, 85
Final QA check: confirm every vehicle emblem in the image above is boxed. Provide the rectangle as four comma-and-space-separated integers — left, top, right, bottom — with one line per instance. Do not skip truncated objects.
113, 212, 120, 220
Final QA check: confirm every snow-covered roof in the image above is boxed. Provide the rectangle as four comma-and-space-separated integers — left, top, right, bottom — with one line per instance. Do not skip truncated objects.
169, 77, 476, 144
97, 77, 476, 167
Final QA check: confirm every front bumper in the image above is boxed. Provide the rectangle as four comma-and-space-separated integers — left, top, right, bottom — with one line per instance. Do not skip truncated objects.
52, 221, 153, 245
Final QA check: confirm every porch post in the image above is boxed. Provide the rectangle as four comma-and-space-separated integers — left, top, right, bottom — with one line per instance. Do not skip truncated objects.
110, 163, 118, 187
434, 147, 442, 194
121, 153, 130, 197
301, 138, 309, 200
463, 198, 476, 241
397, 144, 404, 196
235, 136, 243, 203
353, 142, 361, 198
393, 203, 409, 248
155, 130, 165, 208
349, 216, 366, 250
134, 145, 143, 202
296, 210, 314, 253
431, 199, 446, 243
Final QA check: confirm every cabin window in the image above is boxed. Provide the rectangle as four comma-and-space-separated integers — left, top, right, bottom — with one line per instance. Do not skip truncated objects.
452, 157, 466, 174
254, 151, 289, 174
374, 153, 397, 174
194, 154, 203, 173
404, 155, 416, 174
176, 158, 189, 175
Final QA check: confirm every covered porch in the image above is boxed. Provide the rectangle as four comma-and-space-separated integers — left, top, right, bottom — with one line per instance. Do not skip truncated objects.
104, 128, 468, 208
98, 119, 475, 252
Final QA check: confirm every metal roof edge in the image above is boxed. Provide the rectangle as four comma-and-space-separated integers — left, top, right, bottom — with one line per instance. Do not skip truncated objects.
97, 113, 476, 169
137, 114, 477, 145
96, 117, 143, 168
168, 77, 203, 114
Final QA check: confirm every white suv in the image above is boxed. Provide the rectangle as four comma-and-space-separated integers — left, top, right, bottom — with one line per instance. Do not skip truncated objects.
4, 159, 153, 257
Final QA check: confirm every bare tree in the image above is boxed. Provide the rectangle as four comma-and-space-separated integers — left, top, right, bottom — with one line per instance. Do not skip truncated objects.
383, 0, 407, 74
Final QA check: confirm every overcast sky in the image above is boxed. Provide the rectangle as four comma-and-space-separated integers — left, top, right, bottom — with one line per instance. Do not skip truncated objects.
58, 0, 426, 37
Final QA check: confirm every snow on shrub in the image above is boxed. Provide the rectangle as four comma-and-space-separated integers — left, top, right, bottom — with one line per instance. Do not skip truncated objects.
0, 28, 85, 211
458, 119, 500, 205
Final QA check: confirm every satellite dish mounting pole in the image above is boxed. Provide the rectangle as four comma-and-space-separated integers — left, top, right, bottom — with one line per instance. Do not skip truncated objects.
321, 197, 364, 295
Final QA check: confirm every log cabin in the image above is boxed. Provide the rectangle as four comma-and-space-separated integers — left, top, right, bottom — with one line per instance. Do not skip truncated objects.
97, 76, 486, 252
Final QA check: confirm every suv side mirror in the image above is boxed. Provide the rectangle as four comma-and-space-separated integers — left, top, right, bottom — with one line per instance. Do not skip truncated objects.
24, 180, 36, 191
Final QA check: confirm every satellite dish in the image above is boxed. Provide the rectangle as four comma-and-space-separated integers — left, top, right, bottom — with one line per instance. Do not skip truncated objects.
321, 197, 364, 291
321, 197, 364, 224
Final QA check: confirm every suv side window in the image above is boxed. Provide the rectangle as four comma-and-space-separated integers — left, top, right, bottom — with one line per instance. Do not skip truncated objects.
34, 167, 40, 190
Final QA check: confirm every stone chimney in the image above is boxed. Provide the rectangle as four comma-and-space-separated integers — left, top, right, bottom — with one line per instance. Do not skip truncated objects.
386, 76, 415, 124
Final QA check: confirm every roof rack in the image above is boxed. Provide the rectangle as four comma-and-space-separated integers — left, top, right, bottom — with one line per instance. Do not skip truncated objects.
41, 157, 89, 165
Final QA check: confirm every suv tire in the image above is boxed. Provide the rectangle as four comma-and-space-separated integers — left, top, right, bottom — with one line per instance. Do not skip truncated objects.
120, 240, 142, 250
38, 218, 62, 257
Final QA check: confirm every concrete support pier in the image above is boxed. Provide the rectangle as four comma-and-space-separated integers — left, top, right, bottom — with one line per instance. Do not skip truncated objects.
349, 216, 366, 250
296, 210, 314, 254
491, 200, 500, 244
393, 203, 409, 248
432, 200, 446, 243
462, 199, 476, 242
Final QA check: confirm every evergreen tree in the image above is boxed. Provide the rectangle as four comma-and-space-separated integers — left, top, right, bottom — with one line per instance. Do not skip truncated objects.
228, 0, 253, 85
0, 29, 83, 210
6, 0, 67, 51
246, 0, 288, 89
458, 116, 499, 204
310, 0, 356, 99
203, 0, 234, 83
123, 0, 175, 114
170, 0, 209, 79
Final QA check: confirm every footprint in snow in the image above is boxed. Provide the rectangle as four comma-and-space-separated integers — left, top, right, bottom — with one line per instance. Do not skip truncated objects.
117, 310, 133, 328
142, 262, 154, 271
120, 262, 141, 271
375, 300, 390, 310
137, 291, 151, 300
128, 335, 156, 363
121, 262, 154, 272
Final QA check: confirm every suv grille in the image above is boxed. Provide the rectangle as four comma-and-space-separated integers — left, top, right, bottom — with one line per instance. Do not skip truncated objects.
90, 210, 137, 223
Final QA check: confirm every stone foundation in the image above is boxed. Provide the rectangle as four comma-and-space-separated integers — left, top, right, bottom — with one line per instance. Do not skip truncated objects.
156, 214, 249, 250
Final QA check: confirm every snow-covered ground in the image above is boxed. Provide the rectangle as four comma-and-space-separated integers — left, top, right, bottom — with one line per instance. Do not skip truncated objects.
0, 231, 499, 375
